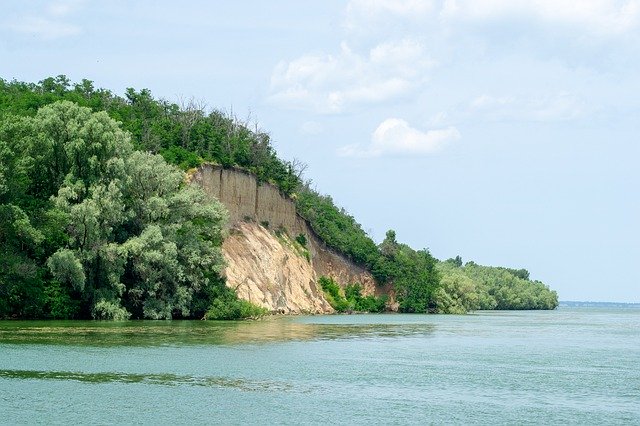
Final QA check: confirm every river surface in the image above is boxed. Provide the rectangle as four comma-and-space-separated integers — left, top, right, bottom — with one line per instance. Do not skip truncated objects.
1, 307, 639, 425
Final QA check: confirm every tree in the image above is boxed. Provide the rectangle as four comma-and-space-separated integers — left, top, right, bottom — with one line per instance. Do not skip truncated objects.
0, 116, 50, 318
44, 103, 228, 319
379, 230, 398, 257
393, 248, 440, 313
445, 255, 463, 267
0, 100, 229, 319
436, 260, 557, 312
434, 270, 479, 314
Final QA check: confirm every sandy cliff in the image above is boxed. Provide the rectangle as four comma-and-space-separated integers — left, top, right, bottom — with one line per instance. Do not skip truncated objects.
191, 164, 380, 313
222, 222, 331, 314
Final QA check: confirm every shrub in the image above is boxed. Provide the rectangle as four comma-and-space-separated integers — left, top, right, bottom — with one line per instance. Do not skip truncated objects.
345, 283, 386, 313
160, 146, 203, 170
319, 277, 386, 313
92, 300, 131, 321
295, 233, 307, 247
205, 289, 268, 320
319, 276, 351, 312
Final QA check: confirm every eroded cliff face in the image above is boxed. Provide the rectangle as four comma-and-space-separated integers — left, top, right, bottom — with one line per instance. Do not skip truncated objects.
191, 164, 380, 313
223, 222, 332, 314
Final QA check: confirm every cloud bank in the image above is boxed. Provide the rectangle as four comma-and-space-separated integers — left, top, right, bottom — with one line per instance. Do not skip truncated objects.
269, 39, 433, 113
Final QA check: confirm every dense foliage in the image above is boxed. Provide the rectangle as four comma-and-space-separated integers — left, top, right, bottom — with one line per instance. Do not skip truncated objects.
0, 76, 301, 193
295, 192, 441, 313
0, 100, 266, 319
205, 286, 269, 320
319, 277, 386, 313
435, 259, 559, 313
295, 188, 381, 272
344, 283, 387, 313
375, 230, 440, 313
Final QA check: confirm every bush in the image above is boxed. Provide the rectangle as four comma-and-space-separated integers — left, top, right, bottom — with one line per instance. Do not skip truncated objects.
344, 283, 386, 312
92, 300, 131, 321
319, 278, 386, 313
160, 146, 203, 170
205, 289, 268, 320
44, 280, 80, 319
319, 276, 351, 312
295, 233, 307, 247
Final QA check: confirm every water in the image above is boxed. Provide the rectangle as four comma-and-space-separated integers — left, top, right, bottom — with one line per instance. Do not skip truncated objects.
1, 308, 639, 425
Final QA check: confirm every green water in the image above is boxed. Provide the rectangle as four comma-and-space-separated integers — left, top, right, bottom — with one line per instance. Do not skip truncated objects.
1, 308, 639, 425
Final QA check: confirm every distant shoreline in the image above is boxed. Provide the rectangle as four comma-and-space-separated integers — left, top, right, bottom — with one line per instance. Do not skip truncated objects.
560, 301, 640, 308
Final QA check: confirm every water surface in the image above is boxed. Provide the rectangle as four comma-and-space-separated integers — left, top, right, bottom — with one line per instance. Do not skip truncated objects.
1, 308, 639, 424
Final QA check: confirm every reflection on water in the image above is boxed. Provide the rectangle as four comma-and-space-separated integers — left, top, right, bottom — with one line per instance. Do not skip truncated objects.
0, 369, 292, 391
0, 317, 435, 347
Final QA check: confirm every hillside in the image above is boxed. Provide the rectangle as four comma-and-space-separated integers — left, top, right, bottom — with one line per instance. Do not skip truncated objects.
0, 76, 558, 319
191, 164, 383, 314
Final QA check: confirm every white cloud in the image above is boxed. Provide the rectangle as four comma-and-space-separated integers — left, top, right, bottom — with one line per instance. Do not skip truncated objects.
269, 39, 433, 113
469, 92, 587, 121
8, 0, 84, 40
441, 0, 640, 36
338, 118, 460, 157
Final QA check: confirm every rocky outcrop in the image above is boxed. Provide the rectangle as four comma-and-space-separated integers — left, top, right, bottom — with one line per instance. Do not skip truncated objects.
191, 164, 381, 313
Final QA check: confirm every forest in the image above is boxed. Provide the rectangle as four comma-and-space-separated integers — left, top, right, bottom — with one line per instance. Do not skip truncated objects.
0, 76, 558, 319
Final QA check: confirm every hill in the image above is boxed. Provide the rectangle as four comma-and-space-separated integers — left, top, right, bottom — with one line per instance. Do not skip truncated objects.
0, 76, 558, 318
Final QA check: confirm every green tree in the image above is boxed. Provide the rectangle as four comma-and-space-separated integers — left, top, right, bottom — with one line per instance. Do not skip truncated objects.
445, 255, 463, 267
433, 269, 479, 314
0, 100, 229, 319
436, 261, 557, 312
393, 248, 440, 313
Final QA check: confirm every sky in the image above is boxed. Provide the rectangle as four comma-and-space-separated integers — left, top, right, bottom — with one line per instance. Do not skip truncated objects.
2, 0, 639, 302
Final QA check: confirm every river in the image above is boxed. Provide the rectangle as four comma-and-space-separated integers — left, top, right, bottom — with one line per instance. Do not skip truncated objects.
1, 307, 639, 424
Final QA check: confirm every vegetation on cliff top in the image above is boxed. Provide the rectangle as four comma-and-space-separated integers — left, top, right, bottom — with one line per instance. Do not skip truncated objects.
0, 76, 558, 317
0, 76, 301, 193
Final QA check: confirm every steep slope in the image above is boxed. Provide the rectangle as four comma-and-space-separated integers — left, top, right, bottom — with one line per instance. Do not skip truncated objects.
191, 164, 382, 313
223, 222, 331, 314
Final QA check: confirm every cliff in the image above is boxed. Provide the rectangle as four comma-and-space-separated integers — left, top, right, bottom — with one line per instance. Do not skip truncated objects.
191, 164, 380, 313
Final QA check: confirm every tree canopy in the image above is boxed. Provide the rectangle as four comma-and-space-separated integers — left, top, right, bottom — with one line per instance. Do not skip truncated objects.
436, 260, 558, 312
0, 101, 230, 319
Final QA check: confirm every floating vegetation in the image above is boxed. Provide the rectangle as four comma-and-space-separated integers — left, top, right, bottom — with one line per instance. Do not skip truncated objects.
0, 369, 292, 392
0, 318, 435, 347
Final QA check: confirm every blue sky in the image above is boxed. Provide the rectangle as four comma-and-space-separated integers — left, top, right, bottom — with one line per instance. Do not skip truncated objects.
2, 0, 639, 302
